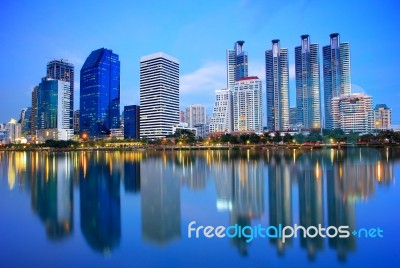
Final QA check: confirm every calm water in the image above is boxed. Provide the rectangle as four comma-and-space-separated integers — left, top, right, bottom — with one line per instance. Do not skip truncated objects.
0, 148, 399, 268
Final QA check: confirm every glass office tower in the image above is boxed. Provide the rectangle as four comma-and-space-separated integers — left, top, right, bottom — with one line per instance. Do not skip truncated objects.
295, 35, 321, 130
265, 39, 290, 131
80, 48, 120, 138
47, 60, 74, 129
323, 33, 351, 129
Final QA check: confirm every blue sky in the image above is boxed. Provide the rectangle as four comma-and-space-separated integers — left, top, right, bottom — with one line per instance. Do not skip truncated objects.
0, 0, 399, 124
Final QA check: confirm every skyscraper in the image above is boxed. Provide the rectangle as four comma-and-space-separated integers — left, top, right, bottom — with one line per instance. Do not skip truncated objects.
47, 60, 74, 129
227, 41, 248, 89
124, 105, 140, 139
295, 35, 321, 130
265, 40, 290, 131
232, 76, 263, 133
80, 48, 120, 138
323, 33, 351, 129
36, 78, 73, 140
140, 52, 179, 139
186, 104, 206, 128
31, 85, 38, 137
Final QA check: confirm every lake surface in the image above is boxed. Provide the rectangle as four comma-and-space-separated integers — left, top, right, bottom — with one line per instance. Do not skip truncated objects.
0, 148, 399, 267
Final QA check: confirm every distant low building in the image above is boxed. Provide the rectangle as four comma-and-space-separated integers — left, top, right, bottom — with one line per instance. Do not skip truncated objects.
110, 128, 124, 140
374, 104, 391, 130
124, 105, 140, 139
36, 128, 74, 142
332, 93, 373, 133
193, 123, 208, 138
186, 104, 206, 128
172, 123, 197, 136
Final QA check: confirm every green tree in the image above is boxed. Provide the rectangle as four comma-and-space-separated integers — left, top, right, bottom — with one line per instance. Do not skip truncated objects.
293, 133, 306, 144
174, 129, 196, 144
249, 134, 260, 144
272, 132, 282, 143
283, 133, 292, 143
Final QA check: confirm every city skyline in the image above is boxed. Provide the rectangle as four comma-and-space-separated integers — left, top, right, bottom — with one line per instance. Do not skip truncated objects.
0, 1, 399, 125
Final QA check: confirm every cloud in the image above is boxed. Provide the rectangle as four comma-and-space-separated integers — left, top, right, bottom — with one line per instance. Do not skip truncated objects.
180, 61, 226, 94
180, 61, 227, 112
248, 60, 265, 82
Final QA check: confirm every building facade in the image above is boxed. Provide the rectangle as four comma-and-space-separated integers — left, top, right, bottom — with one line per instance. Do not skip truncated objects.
124, 105, 140, 139
36, 78, 73, 140
295, 35, 321, 130
289, 107, 297, 129
80, 48, 120, 138
140, 52, 179, 139
232, 76, 263, 133
47, 60, 74, 129
31, 86, 38, 137
73, 110, 80, 133
6, 118, 21, 143
227, 41, 248, 90
323, 33, 352, 129
209, 89, 232, 133
19, 107, 32, 136
332, 93, 373, 133
374, 104, 391, 130
265, 39, 290, 131
186, 104, 206, 128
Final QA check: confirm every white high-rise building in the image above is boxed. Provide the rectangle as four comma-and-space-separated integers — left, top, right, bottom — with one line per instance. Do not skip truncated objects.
186, 104, 206, 128
232, 77, 263, 133
373, 104, 391, 130
209, 89, 232, 133
265, 39, 290, 131
332, 93, 373, 133
6, 118, 22, 143
140, 52, 179, 139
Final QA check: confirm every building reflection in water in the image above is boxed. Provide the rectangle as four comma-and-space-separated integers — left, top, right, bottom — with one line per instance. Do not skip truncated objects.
141, 154, 181, 245
179, 151, 208, 191
297, 151, 324, 260
0, 147, 397, 260
267, 150, 293, 256
79, 152, 121, 254
123, 152, 141, 193
326, 148, 380, 261
31, 153, 73, 240
213, 150, 264, 255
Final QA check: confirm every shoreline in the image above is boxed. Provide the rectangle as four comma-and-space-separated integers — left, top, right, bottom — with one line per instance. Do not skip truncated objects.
0, 143, 398, 152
